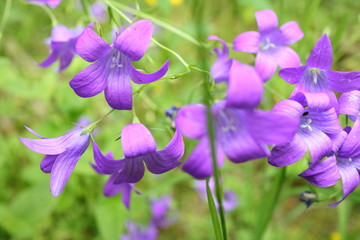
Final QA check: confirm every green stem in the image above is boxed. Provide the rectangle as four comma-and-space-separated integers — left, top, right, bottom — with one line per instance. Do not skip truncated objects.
80, 0, 95, 22
338, 200, 349, 240
0, 0, 12, 45
105, 0, 202, 46
253, 167, 286, 240
39, 4, 58, 27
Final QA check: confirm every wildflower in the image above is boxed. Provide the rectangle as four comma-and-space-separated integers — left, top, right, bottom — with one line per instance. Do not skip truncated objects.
175, 60, 300, 178
338, 90, 360, 121
121, 221, 158, 240
150, 196, 172, 228
299, 120, 360, 206
39, 25, 82, 72
280, 35, 360, 111
195, 178, 238, 211
208, 35, 233, 83
92, 123, 183, 184
19, 123, 92, 197
233, 9, 303, 81
26, 0, 62, 8
268, 97, 344, 167
92, 151, 140, 209
70, 20, 169, 110
90, 2, 107, 23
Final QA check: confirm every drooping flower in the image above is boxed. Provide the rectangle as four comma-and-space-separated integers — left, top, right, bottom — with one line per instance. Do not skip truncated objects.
19, 122, 92, 197
279, 35, 360, 111
70, 20, 170, 110
233, 9, 303, 81
208, 35, 233, 83
92, 151, 140, 209
26, 0, 62, 8
338, 90, 360, 122
92, 123, 183, 184
195, 178, 238, 211
175, 60, 300, 178
268, 97, 344, 167
299, 120, 360, 206
39, 25, 82, 72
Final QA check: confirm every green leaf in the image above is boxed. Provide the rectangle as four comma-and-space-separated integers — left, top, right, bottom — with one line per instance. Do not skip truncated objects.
206, 178, 223, 240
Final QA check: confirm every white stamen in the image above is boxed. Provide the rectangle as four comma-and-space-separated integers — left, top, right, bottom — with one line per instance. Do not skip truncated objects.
300, 118, 313, 131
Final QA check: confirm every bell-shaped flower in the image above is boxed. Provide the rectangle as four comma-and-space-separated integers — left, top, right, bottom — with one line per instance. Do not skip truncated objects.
92, 123, 184, 184
26, 0, 62, 8
70, 20, 170, 110
339, 90, 360, 122
299, 120, 360, 206
150, 196, 172, 228
280, 35, 360, 111
39, 25, 82, 71
175, 60, 300, 178
233, 9, 303, 81
208, 35, 233, 83
19, 123, 92, 197
92, 150, 140, 209
268, 96, 344, 167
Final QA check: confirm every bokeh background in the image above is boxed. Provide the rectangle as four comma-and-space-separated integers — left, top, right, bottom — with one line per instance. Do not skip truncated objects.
1, 0, 360, 239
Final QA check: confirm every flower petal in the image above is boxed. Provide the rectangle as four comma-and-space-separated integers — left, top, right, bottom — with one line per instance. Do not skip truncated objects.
130, 60, 169, 84
255, 52, 278, 81
306, 34, 333, 69
255, 10, 278, 33
103, 175, 123, 197
158, 130, 184, 161
182, 137, 224, 179
75, 27, 111, 62
175, 104, 207, 139
245, 110, 300, 145
92, 142, 124, 174
233, 31, 260, 53
69, 54, 110, 98
300, 127, 333, 162
46, 0, 62, 8
39, 51, 58, 68
58, 48, 75, 71
278, 21, 304, 45
279, 66, 306, 84
338, 120, 360, 158
326, 70, 360, 93
299, 156, 340, 187
104, 60, 133, 110
51, 25, 73, 42
329, 130, 348, 153
339, 91, 360, 120
269, 134, 308, 167
273, 47, 301, 68
113, 158, 145, 184
291, 91, 335, 112
40, 155, 58, 173
19, 129, 82, 155
330, 160, 360, 207
272, 99, 304, 118
226, 60, 263, 108
208, 35, 233, 82
121, 123, 156, 158
113, 20, 153, 61
50, 133, 90, 197
307, 107, 342, 134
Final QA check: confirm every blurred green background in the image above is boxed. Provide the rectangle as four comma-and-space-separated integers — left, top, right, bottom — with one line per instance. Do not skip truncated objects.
1, 0, 360, 239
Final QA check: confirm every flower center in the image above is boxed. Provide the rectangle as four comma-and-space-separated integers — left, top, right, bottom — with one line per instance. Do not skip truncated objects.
259, 37, 276, 51
110, 51, 126, 69
300, 118, 312, 132
308, 68, 322, 84
218, 110, 237, 132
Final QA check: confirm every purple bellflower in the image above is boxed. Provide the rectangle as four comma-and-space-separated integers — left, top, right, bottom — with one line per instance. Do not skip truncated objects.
150, 196, 172, 228
279, 35, 360, 111
268, 97, 344, 167
233, 9, 303, 81
121, 221, 158, 240
208, 35, 233, 83
39, 25, 82, 72
92, 123, 184, 184
175, 60, 300, 178
70, 20, 170, 110
26, 0, 61, 8
299, 120, 360, 206
19, 123, 92, 197
93, 151, 140, 209
339, 90, 360, 122
195, 178, 238, 211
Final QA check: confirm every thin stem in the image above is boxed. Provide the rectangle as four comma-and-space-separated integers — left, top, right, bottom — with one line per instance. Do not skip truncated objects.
39, 4, 58, 27
338, 200, 349, 240
106, 0, 202, 46
80, 0, 95, 22
94, 109, 115, 124
253, 167, 286, 240
0, 0, 12, 45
